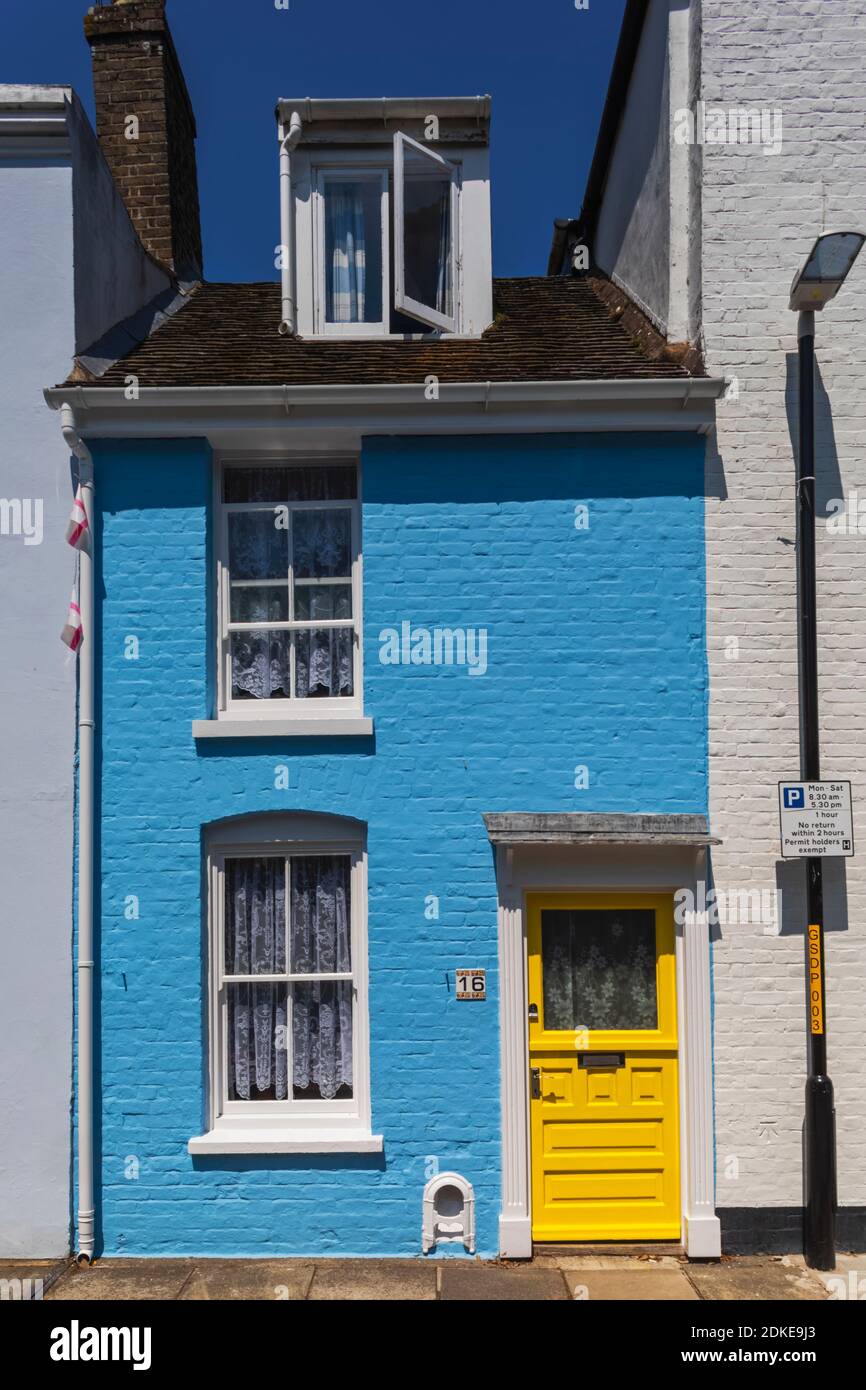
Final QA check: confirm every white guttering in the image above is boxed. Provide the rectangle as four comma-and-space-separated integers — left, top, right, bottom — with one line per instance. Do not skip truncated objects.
45, 377, 727, 441
60, 403, 96, 1265
278, 109, 303, 335
46, 378, 727, 410
276, 96, 491, 125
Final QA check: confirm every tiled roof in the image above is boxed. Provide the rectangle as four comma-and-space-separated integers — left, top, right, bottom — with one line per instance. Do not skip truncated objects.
76, 276, 699, 388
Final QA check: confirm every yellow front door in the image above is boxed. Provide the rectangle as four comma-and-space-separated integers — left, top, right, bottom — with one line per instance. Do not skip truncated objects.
528, 893, 680, 1243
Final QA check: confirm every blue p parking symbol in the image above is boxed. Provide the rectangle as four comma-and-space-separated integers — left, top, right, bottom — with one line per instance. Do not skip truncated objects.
783, 786, 805, 809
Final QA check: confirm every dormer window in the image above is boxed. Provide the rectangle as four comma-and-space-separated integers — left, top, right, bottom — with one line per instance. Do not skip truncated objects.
278, 97, 492, 340
314, 137, 459, 337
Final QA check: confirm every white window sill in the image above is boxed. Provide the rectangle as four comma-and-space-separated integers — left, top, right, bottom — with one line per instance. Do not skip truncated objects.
193, 718, 373, 740
188, 1128, 383, 1156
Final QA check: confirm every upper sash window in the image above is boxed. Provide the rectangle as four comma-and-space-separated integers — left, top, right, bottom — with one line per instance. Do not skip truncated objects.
218, 461, 361, 718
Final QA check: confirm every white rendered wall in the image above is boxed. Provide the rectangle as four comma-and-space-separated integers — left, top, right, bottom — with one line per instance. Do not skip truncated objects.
65, 91, 169, 355
0, 88, 168, 1256
701, 0, 866, 1213
592, 1, 701, 346
0, 154, 76, 1256
593, 0, 673, 332
591, 0, 866, 1219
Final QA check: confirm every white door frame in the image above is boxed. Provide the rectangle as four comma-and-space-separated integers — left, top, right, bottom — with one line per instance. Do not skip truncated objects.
492, 829, 721, 1260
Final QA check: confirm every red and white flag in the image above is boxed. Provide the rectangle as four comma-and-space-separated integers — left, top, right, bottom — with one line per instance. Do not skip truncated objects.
65, 486, 90, 552
61, 588, 83, 652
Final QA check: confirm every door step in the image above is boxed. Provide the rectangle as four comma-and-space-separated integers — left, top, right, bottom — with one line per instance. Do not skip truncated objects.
534, 1242, 685, 1258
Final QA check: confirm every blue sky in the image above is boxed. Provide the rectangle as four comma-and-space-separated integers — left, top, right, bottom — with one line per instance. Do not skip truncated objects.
3, 0, 625, 281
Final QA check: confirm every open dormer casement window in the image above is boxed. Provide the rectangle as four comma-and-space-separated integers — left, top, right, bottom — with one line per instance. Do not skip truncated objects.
316, 134, 460, 337
394, 134, 459, 333
279, 96, 492, 340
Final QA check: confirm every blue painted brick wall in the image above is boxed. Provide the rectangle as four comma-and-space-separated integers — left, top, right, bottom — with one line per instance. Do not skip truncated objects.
89, 431, 707, 1257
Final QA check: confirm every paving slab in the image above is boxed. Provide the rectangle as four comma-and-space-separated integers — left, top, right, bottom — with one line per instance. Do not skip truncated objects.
685, 1258, 826, 1302
308, 1259, 438, 1301
440, 1264, 568, 1301
180, 1260, 315, 1301
563, 1267, 699, 1300
542, 1254, 684, 1272
46, 1259, 195, 1301
536, 1243, 684, 1259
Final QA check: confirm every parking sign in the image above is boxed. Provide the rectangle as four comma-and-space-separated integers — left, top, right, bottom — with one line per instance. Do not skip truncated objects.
778, 781, 854, 859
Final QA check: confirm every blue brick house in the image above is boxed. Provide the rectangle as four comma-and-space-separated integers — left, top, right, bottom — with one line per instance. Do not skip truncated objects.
47, 17, 727, 1264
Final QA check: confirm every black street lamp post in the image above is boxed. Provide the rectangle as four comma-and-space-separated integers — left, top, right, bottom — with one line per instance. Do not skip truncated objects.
789, 231, 864, 1270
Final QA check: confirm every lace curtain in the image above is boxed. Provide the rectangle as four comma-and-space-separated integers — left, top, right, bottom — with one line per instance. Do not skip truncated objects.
226, 857, 287, 1101
291, 856, 353, 1098
294, 508, 353, 700
228, 495, 354, 702
230, 628, 353, 702
541, 909, 658, 1032
226, 855, 353, 1101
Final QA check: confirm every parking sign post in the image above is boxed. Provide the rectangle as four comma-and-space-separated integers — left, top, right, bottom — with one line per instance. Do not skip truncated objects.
788, 233, 865, 1268
796, 308, 836, 1271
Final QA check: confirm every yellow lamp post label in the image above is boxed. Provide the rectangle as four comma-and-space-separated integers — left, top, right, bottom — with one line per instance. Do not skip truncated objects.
807, 925, 824, 1034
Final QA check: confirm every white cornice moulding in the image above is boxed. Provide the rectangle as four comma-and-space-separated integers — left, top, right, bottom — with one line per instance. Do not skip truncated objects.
0, 89, 73, 158
45, 378, 727, 441
0, 88, 72, 138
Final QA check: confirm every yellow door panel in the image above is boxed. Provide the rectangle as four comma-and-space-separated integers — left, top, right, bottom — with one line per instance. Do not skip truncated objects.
545, 1171, 666, 1204
528, 893, 680, 1243
543, 1118, 665, 1155
631, 1067, 665, 1104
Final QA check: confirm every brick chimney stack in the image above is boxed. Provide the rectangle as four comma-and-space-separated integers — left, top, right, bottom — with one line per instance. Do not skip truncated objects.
84, 0, 203, 278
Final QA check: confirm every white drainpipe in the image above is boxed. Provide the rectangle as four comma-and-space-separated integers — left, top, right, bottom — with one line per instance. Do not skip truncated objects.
278, 110, 303, 335
60, 402, 96, 1264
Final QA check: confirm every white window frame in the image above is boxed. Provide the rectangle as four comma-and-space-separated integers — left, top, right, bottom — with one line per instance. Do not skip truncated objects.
190, 820, 378, 1154
393, 132, 460, 334
309, 145, 462, 338
313, 166, 390, 337
215, 456, 363, 722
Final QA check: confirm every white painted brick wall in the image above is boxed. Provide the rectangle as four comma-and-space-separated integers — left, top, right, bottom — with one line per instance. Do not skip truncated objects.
702, 0, 866, 1210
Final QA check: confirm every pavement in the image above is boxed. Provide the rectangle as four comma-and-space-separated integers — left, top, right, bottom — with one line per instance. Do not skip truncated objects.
2, 1251, 863, 1301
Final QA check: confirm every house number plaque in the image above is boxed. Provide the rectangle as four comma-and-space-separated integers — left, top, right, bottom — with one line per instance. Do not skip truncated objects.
456, 969, 486, 1001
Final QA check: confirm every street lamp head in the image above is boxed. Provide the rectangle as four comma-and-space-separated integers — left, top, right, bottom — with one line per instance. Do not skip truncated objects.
789, 231, 865, 311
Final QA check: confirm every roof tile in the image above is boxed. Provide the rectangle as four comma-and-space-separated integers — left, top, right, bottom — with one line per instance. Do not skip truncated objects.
77, 276, 698, 388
